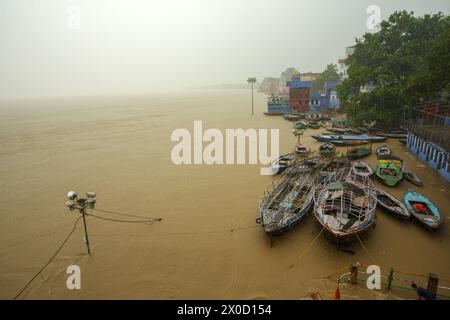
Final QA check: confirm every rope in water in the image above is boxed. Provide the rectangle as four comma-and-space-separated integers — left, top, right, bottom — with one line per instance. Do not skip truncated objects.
86, 212, 161, 224
288, 227, 324, 269
12, 216, 82, 300
355, 233, 378, 265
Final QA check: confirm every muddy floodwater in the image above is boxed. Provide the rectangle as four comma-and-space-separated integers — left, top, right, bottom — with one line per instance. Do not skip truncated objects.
0, 91, 449, 299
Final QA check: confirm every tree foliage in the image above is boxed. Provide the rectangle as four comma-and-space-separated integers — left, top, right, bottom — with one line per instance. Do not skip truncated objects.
312, 64, 340, 92
337, 11, 450, 126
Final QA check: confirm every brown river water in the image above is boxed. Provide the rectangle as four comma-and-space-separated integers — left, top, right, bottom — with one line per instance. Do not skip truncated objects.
0, 90, 449, 299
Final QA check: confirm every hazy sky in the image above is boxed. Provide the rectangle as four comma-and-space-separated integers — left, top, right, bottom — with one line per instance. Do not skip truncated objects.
1, 0, 449, 99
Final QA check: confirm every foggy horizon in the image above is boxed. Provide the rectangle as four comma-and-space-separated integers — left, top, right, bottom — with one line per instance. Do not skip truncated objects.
1, 0, 449, 100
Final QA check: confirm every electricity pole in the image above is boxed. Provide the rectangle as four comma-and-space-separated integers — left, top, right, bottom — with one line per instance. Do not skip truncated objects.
247, 77, 257, 116
65, 191, 96, 254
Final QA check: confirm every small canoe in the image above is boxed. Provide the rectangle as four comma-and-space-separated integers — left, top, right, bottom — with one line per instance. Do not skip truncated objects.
311, 134, 387, 143
377, 154, 404, 167
293, 121, 307, 130
376, 188, 410, 219
331, 140, 371, 147
376, 145, 392, 158
374, 162, 403, 187
327, 128, 351, 134
271, 153, 295, 175
403, 190, 442, 229
319, 143, 336, 157
307, 122, 321, 129
351, 161, 373, 177
295, 144, 311, 156
319, 156, 349, 181
346, 146, 371, 160
374, 132, 407, 139
283, 113, 301, 121
402, 167, 423, 187
292, 129, 304, 136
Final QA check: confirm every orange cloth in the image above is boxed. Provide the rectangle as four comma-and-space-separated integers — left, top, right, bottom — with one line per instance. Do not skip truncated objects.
332, 286, 341, 300
412, 203, 427, 214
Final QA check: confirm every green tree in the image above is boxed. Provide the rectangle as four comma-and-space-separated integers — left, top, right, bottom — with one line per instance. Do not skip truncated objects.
312, 64, 340, 92
337, 11, 450, 126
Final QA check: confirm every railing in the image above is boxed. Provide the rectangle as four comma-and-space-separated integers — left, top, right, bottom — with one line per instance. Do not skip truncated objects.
403, 100, 450, 151
326, 262, 450, 299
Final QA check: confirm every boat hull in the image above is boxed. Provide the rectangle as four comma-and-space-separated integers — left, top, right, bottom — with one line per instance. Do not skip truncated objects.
376, 188, 410, 219
374, 163, 403, 187
313, 169, 377, 242
403, 190, 442, 230
311, 134, 387, 143
264, 112, 284, 116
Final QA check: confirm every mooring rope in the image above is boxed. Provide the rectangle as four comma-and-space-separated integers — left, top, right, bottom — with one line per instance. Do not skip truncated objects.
86, 212, 161, 224
355, 233, 378, 265
13, 216, 82, 300
288, 227, 324, 269
91, 208, 161, 221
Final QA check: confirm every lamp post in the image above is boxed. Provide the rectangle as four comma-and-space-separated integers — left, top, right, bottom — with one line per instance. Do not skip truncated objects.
65, 191, 96, 254
247, 77, 257, 116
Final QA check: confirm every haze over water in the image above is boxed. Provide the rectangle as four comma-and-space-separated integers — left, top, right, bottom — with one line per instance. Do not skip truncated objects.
0, 91, 448, 299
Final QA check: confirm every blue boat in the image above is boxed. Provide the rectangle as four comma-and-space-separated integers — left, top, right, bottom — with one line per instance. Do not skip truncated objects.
403, 190, 442, 230
311, 134, 387, 143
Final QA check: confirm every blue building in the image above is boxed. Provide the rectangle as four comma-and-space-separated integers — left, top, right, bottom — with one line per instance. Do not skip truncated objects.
265, 94, 292, 115
310, 80, 341, 112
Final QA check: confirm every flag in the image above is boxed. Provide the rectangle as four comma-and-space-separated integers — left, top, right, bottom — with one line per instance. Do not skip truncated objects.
332, 286, 341, 300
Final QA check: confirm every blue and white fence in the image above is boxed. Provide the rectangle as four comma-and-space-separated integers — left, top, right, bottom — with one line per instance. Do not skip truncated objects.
407, 132, 450, 182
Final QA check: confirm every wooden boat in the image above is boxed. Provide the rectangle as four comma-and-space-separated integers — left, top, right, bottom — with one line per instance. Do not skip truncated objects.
377, 154, 403, 167
293, 121, 307, 130
374, 132, 407, 139
313, 168, 377, 240
307, 122, 321, 129
319, 155, 349, 181
375, 188, 410, 219
330, 140, 371, 147
283, 113, 301, 121
295, 144, 311, 156
402, 167, 423, 187
264, 112, 284, 116
346, 145, 372, 160
376, 145, 392, 158
297, 157, 322, 172
311, 134, 387, 143
319, 143, 336, 157
403, 190, 442, 230
271, 153, 295, 175
327, 128, 351, 134
351, 161, 373, 177
258, 162, 319, 235
374, 162, 403, 187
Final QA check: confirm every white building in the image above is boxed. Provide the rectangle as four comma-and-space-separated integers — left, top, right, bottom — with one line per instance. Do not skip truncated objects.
337, 46, 355, 79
